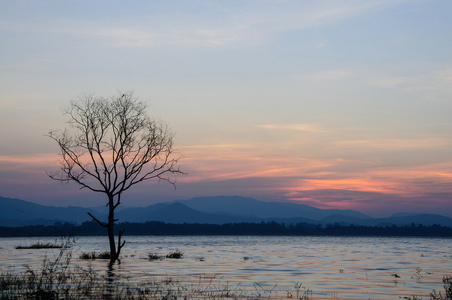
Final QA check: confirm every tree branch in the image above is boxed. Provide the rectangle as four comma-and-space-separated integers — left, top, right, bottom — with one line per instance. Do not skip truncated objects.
87, 212, 108, 227
48, 91, 185, 264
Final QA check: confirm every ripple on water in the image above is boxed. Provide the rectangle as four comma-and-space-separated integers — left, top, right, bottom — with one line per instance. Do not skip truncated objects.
0, 235, 450, 299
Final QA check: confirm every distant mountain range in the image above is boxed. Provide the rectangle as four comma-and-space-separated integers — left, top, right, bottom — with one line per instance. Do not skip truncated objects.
1, 195, 452, 228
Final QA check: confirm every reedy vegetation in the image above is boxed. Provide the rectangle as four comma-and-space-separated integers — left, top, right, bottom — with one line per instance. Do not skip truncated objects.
0, 249, 309, 299
0, 249, 451, 299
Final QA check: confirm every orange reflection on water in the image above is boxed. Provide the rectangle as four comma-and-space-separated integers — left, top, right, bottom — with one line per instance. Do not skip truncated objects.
1, 236, 449, 300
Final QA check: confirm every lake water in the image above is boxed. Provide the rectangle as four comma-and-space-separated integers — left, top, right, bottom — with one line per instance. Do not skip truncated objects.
1, 235, 451, 299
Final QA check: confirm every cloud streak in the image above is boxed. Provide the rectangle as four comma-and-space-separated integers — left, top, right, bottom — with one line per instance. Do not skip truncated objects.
333, 137, 451, 150
258, 124, 327, 133
0, 0, 411, 49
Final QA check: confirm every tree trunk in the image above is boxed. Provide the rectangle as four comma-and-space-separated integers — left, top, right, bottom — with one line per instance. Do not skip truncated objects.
107, 195, 118, 264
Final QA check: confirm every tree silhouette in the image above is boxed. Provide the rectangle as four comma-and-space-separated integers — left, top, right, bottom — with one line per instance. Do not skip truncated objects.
48, 91, 183, 263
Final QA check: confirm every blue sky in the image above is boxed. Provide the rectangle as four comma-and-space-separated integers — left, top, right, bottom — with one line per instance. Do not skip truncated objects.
1, 0, 451, 217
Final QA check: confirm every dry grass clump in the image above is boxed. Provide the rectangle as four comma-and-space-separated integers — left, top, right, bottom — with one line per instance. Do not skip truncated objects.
429, 276, 452, 300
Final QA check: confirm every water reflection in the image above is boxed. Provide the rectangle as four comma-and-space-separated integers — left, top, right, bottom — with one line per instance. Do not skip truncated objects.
104, 263, 117, 300
0, 236, 451, 299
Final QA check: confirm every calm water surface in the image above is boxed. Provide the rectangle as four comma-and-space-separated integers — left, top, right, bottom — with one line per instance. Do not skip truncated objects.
1, 235, 451, 299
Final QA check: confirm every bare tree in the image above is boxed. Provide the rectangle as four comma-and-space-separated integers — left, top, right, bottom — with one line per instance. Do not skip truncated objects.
48, 91, 183, 263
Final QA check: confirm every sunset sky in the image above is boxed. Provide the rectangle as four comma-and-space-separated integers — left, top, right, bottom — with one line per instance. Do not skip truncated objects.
1, 0, 451, 217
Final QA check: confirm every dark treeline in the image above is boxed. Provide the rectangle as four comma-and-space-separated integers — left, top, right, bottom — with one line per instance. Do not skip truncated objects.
1, 221, 452, 237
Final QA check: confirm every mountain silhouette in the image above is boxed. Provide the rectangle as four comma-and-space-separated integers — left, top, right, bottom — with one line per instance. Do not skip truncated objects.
0, 196, 96, 226
117, 202, 249, 224
1, 195, 452, 227
173, 195, 369, 220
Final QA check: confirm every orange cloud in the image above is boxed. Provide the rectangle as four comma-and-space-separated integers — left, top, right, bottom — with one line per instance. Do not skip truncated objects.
371, 162, 452, 179
178, 142, 452, 205
0, 154, 57, 165
179, 143, 334, 183
289, 178, 402, 194
0, 154, 60, 175
2, 139, 452, 216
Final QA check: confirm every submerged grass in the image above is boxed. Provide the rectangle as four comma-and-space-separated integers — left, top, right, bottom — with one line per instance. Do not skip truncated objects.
146, 250, 184, 260
147, 253, 162, 260
15, 242, 64, 249
165, 250, 184, 259
15, 236, 77, 250
79, 251, 111, 260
